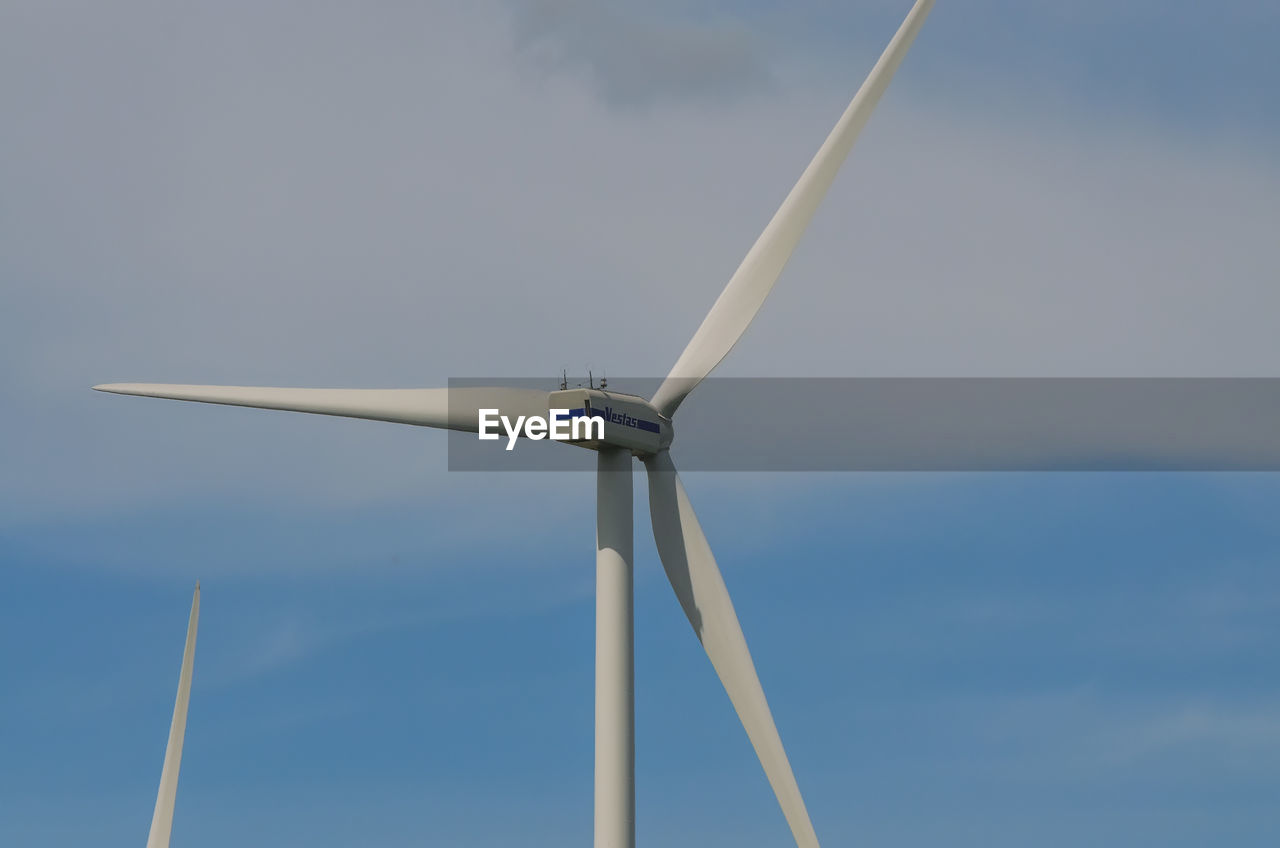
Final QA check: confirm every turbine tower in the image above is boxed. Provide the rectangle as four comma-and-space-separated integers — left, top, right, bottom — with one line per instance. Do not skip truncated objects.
97, 3, 934, 845
146, 583, 200, 848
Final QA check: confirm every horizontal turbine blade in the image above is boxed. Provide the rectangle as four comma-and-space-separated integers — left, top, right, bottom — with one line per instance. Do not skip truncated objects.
93, 383, 550, 432
651, 0, 934, 418
644, 451, 819, 848
146, 582, 199, 848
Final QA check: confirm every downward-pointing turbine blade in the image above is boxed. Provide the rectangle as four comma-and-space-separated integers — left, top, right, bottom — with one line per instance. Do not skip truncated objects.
93, 384, 550, 433
644, 452, 819, 848
146, 583, 199, 848
650, 0, 935, 419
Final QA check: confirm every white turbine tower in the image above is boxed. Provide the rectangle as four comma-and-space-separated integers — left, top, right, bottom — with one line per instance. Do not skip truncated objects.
96, 3, 934, 845
146, 583, 200, 848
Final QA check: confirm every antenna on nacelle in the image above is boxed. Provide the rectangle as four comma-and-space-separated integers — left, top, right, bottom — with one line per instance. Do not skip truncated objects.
560, 369, 568, 391
600, 371, 608, 389
588, 370, 594, 390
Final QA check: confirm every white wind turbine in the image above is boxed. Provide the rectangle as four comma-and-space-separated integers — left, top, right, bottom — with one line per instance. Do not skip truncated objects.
145, 583, 200, 848
96, 3, 933, 845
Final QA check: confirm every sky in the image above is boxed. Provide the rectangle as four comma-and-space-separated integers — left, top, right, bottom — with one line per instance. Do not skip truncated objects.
1, 0, 1278, 845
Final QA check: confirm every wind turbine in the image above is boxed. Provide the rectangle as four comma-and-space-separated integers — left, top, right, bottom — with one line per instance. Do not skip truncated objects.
95, 2, 934, 845
145, 583, 200, 848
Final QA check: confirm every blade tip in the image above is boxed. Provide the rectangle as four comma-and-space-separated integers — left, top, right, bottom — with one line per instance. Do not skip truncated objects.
94, 382, 165, 397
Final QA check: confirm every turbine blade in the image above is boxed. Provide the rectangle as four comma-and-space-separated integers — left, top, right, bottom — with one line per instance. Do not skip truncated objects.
93, 384, 550, 432
146, 583, 199, 848
643, 451, 819, 848
651, 0, 934, 418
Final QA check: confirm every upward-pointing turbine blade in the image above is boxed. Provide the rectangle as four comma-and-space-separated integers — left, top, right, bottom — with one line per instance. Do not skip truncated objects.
650, 0, 934, 419
644, 451, 819, 848
93, 384, 550, 432
146, 583, 199, 848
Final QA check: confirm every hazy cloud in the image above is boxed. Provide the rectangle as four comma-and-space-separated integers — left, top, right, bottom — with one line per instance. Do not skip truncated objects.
1112, 703, 1280, 763
511, 0, 771, 106
0, 0, 1276, 530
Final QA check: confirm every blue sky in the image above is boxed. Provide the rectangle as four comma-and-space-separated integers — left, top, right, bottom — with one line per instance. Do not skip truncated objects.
2, 1, 1279, 845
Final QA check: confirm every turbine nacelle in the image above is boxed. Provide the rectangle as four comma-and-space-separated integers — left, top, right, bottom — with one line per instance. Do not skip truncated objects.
547, 388, 673, 456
